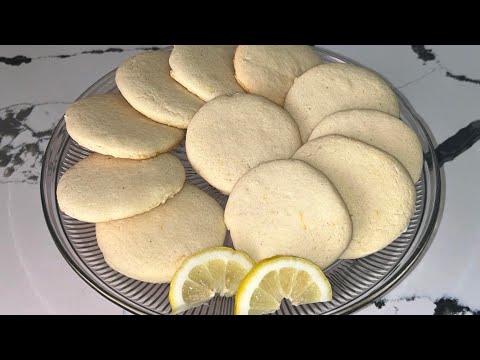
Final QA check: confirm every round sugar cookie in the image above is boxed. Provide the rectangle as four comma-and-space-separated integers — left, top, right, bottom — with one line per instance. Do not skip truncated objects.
115, 50, 205, 129
57, 153, 185, 223
96, 184, 226, 284
65, 94, 185, 159
234, 45, 323, 106
284, 63, 400, 142
294, 135, 416, 259
309, 109, 423, 182
169, 45, 245, 102
186, 93, 302, 195
224, 159, 353, 269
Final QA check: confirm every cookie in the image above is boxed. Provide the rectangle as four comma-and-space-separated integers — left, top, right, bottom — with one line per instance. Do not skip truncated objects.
186, 93, 302, 194
57, 153, 185, 223
225, 159, 352, 269
116, 50, 204, 129
294, 135, 416, 259
234, 45, 322, 106
170, 45, 244, 101
285, 63, 399, 142
309, 109, 423, 182
65, 94, 185, 159
96, 184, 226, 284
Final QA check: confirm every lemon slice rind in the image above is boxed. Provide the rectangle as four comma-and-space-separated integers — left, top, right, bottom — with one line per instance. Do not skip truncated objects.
169, 247, 254, 314
234, 256, 332, 315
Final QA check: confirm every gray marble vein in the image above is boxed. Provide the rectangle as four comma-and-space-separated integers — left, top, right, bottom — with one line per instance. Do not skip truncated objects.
411, 45, 480, 86
397, 68, 438, 89
0, 102, 69, 183
411, 45, 437, 63
445, 72, 480, 85
0, 46, 162, 67
374, 296, 479, 315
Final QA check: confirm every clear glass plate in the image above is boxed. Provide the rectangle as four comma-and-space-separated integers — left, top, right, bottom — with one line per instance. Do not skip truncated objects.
40, 46, 444, 315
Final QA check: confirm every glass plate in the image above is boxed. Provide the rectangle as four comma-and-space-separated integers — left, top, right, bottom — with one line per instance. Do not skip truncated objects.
40, 46, 444, 315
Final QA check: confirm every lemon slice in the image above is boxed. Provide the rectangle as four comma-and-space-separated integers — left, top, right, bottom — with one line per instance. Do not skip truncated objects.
169, 247, 255, 314
234, 256, 332, 315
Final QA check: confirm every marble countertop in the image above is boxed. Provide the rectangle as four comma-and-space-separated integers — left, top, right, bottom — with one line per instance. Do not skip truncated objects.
1, 45, 479, 315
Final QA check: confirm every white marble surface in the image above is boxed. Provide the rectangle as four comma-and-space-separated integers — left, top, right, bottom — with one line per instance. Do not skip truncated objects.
1, 45, 479, 315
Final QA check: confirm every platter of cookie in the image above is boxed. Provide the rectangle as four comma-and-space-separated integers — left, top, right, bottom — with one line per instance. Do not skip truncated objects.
41, 46, 443, 315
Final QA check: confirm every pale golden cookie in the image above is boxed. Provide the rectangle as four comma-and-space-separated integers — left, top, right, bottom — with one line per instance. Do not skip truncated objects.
116, 50, 204, 129
65, 94, 185, 159
285, 63, 399, 142
225, 159, 352, 269
186, 93, 302, 194
170, 45, 244, 101
57, 153, 185, 223
294, 135, 416, 259
309, 109, 423, 182
96, 184, 226, 284
234, 45, 322, 106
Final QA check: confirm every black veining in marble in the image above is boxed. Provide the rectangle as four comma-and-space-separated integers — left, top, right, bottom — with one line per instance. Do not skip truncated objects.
81, 48, 124, 55
411, 45, 436, 63
374, 296, 479, 314
0, 103, 66, 183
0, 55, 32, 66
375, 296, 415, 310
434, 298, 480, 315
411, 45, 480, 87
0, 46, 162, 67
0, 106, 34, 173
1, 106, 33, 175
408, 46, 480, 166
436, 119, 480, 167
446, 71, 480, 86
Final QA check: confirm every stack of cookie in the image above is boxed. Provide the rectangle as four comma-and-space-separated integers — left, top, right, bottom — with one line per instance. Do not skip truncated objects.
57, 45, 423, 285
